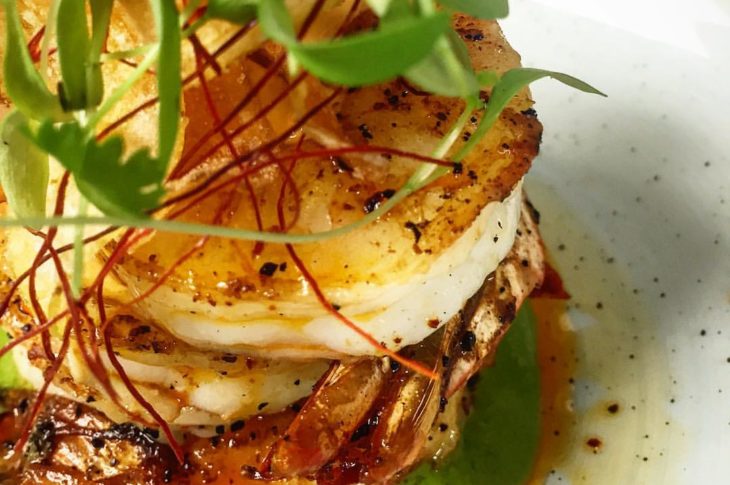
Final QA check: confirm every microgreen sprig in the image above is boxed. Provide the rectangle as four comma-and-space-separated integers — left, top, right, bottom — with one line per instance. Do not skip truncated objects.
0, 0, 605, 254
2, 0, 67, 121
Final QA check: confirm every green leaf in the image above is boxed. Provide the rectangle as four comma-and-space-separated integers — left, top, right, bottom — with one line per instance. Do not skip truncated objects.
0, 332, 28, 390
378, 0, 417, 22
77, 139, 165, 218
406, 30, 479, 99
290, 14, 452, 86
260, 0, 450, 86
403, 303, 541, 484
34, 121, 165, 217
476, 70, 499, 88
57, 0, 91, 110
206, 0, 258, 24
35, 119, 87, 172
1, 0, 68, 122
257, 0, 297, 45
0, 111, 49, 220
151, 0, 182, 172
439, 0, 510, 19
86, 0, 114, 108
456, 68, 606, 160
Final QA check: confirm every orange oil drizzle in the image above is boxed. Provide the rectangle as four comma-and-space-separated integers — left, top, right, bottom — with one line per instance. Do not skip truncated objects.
526, 297, 578, 483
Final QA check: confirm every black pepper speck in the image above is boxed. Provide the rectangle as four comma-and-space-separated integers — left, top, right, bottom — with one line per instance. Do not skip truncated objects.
259, 262, 278, 277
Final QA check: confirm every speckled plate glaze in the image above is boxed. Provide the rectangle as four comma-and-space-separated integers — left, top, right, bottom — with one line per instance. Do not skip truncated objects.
501, 1, 730, 483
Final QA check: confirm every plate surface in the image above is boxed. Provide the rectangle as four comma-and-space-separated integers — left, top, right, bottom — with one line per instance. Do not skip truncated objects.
501, 1, 730, 483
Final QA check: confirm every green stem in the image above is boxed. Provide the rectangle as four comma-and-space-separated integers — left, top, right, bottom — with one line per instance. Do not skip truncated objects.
405, 98, 476, 188
0, 212, 395, 244
88, 0, 113, 60
40, 0, 61, 85
71, 195, 88, 298
418, 0, 436, 15
86, 44, 161, 132
437, 34, 474, 102
101, 44, 155, 62
453, 100, 496, 161
87, 0, 114, 108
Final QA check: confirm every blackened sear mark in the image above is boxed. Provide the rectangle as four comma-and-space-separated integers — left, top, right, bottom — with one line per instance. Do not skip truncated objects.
496, 300, 516, 326
460, 331, 476, 352
525, 198, 541, 224
363, 189, 396, 213
28, 419, 56, 458
230, 420, 245, 432
129, 325, 152, 337
460, 28, 485, 42
358, 123, 374, 140
105, 422, 157, 447
221, 354, 238, 363
332, 157, 353, 173
404, 222, 422, 244
350, 422, 371, 442
351, 413, 381, 443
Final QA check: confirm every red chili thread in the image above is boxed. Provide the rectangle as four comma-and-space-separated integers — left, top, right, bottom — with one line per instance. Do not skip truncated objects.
190, 32, 265, 253
2, 3, 451, 463
171, 0, 328, 180
335, 0, 363, 37
26, 171, 72, 362
27, 26, 45, 63
98, 24, 255, 140
297, 0, 327, 40
163, 87, 341, 210
274, 146, 438, 381
169, 55, 288, 179
169, 72, 308, 183
27, 230, 123, 412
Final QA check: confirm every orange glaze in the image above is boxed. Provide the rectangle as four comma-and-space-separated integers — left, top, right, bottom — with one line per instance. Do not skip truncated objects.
527, 297, 578, 483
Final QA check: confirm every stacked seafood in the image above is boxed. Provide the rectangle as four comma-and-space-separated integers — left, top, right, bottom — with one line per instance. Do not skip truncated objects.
0, 1, 545, 483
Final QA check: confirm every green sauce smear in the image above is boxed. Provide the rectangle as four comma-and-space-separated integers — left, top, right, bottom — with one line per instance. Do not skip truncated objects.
404, 303, 540, 485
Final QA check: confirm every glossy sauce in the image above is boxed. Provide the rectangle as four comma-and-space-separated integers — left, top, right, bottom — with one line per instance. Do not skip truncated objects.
527, 297, 578, 483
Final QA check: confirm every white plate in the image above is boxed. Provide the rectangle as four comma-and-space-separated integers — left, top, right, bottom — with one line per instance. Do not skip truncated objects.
501, 1, 730, 483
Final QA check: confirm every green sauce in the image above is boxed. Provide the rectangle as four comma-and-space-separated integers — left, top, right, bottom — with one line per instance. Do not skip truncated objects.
404, 303, 541, 485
